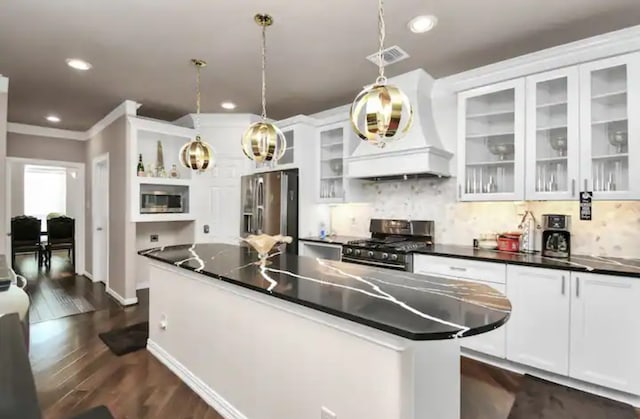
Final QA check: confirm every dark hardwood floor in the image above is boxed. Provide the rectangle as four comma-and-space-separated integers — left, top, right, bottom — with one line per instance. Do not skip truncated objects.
24, 260, 639, 419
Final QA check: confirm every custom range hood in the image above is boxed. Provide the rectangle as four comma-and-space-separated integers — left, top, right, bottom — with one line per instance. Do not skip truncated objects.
345, 69, 452, 180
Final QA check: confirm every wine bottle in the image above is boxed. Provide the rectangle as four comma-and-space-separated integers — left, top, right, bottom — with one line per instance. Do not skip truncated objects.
137, 154, 144, 176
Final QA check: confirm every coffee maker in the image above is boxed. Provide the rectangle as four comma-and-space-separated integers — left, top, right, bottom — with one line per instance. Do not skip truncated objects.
542, 214, 571, 259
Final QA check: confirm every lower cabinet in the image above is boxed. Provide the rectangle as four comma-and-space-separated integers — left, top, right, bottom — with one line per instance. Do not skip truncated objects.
569, 272, 640, 395
299, 241, 342, 261
505, 266, 570, 375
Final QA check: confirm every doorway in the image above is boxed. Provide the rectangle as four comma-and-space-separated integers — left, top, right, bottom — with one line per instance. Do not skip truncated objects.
92, 154, 109, 287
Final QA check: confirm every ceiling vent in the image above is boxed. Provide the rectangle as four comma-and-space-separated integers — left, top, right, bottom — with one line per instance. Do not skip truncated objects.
366, 46, 410, 67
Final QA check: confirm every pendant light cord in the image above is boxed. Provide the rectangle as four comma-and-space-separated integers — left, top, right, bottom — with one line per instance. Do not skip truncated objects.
195, 63, 201, 137
377, 0, 387, 84
261, 23, 268, 120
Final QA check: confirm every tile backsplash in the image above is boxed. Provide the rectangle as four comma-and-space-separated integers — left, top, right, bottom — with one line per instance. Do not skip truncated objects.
330, 177, 640, 258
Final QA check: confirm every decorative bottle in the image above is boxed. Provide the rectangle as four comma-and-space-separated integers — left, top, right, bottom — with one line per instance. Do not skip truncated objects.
136, 154, 145, 176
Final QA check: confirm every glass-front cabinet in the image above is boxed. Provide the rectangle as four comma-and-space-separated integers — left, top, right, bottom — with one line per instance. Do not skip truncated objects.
316, 121, 360, 203
525, 67, 580, 200
457, 79, 525, 201
579, 53, 640, 200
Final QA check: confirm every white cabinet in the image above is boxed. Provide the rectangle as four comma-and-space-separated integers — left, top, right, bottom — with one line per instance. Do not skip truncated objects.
413, 255, 507, 359
299, 241, 342, 261
579, 53, 640, 200
569, 272, 640, 395
254, 116, 316, 172
316, 121, 362, 203
505, 266, 570, 375
525, 67, 580, 200
457, 79, 526, 201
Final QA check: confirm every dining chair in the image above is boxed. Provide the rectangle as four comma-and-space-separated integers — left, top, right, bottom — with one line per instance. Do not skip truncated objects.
45, 216, 75, 269
10, 216, 43, 269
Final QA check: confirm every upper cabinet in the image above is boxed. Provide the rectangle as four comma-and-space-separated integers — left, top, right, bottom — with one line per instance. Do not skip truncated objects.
316, 121, 360, 203
525, 67, 580, 200
457, 79, 525, 201
457, 51, 640, 201
253, 116, 316, 172
579, 53, 640, 200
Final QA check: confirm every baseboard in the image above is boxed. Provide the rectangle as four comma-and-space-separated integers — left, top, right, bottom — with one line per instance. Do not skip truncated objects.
83, 271, 94, 281
136, 280, 149, 290
147, 339, 247, 419
106, 287, 138, 306
462, 349, 640, 407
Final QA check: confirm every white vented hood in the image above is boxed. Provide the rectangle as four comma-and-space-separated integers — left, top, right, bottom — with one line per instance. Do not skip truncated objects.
345, 69, 452, 179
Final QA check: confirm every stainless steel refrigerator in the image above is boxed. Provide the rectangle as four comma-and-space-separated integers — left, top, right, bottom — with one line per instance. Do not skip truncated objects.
240, 169, 299, 254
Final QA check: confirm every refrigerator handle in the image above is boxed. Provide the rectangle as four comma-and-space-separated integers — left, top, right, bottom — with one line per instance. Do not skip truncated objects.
280, 173, 288, 236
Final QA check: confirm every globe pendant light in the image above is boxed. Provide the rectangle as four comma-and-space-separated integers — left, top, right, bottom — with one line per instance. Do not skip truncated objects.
241, 14, 286, 165
350, 0, 413, 148
180, 59, 215, 172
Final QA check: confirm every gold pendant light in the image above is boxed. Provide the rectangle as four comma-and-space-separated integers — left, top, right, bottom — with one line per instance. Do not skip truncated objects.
180, 59, 215, 172
350, 0, 413, 148
241, 14, 286, 164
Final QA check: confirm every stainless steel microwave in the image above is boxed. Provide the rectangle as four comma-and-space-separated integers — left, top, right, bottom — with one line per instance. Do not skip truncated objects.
140, 191, 184, 213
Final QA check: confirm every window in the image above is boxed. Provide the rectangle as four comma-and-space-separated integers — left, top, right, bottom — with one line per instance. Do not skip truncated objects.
24, 165, 67, 230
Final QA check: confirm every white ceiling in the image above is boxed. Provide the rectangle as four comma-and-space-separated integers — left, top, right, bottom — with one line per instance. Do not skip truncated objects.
1, 0, 639, 130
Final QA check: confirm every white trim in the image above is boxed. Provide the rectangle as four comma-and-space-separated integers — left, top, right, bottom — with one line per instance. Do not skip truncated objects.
462, 350, 640, 407
7, 123, 86, 141
0, 76, 8, 93
85, 100, 139, 139
277, 114, 318, 127
440, 24, 640, 92
92, 153, 109, 288
106, 286, 138, 306
83, 271, 94, 281
136, 280, 149, 290
147, 339, 248, 419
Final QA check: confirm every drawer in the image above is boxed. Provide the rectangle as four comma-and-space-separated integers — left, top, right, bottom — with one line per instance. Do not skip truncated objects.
413, 254, 507, 284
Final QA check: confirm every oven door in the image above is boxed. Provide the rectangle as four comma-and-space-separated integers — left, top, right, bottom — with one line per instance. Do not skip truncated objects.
341, 255, 408, 271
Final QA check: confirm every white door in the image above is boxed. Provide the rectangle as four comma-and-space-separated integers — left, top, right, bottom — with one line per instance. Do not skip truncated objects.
525, 67, 580, 200
578, 52, 640, 200
92, 155, 109, 285
505, 266, 570, 375
570, 272, 640, 394
457, 78, 526, 201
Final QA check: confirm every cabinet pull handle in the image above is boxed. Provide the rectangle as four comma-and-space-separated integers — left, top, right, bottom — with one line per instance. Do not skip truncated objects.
571, 179, 576, 197
576, 277, 580, 298
561, 275, 565, 295
450, 266, 467, 272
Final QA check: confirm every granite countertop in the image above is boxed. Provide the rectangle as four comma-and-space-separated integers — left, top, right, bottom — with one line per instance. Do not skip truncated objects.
300, 235, 367, 245
140, 243, 511, 341
414, 245, 640, 278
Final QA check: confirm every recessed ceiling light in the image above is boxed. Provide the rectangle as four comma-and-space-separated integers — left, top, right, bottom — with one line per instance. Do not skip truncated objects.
65, 58, 92, 71
46, 115, 61, 123
408, 15, 438, 34
221, 102, 237, 110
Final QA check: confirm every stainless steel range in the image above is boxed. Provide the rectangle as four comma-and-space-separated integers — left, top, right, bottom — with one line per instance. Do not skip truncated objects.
341, 219, 434, 271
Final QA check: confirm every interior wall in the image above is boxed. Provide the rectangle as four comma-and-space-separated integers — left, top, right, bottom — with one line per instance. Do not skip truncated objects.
0, 86, 7, 254
85, 116, 132, 299
7, 132, 86, 163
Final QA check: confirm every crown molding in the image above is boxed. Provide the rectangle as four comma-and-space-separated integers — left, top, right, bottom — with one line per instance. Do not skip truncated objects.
174, 113, 260, 128
85, 100, 140, 139
439, 24, 640, 92
7, 122, 86, 141
0, 76, 7, 93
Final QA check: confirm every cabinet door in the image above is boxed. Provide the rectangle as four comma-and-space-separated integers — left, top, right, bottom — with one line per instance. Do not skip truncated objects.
579, 52, 640, 200
570, 272, 640, 394
256, 128, 295, 171
317, 122, 347, 203
525, 67, 580, 200
458, 79, 525, 201
505, 266, 570, 375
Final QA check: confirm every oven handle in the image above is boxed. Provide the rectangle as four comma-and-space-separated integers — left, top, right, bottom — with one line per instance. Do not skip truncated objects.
341, 256, 406, 270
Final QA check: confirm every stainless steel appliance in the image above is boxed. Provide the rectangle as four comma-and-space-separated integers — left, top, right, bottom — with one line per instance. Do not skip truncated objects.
542, 214, 571, 259
342, 219, 434, 271
240, 169, 299, 254
140, 191, 184, 213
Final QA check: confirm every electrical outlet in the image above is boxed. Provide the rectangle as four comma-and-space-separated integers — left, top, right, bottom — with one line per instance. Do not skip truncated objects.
150, 234, 159, 242
321, 407, 336, 419
203, 225, 210, 234
159, 313, 168, 330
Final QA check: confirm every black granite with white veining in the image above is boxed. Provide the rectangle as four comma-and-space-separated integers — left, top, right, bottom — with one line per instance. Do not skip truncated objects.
140, 243, 511, 341
413, 245, 640, 278
300, 235, 368, 245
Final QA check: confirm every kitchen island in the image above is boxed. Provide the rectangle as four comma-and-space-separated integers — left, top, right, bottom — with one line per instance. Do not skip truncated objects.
140, 243, 511, 419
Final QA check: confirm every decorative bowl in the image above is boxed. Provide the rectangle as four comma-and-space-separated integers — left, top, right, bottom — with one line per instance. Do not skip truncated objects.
330, 158, 343, 175
608, 130, 628, 153
241, 234, 293, 267
487, 139, 514, 160
549, 136, 568, 156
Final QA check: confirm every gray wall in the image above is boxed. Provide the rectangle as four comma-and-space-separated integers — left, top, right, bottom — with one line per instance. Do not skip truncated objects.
85, 116, 134, 300
7, 132, 86, 162
0, 89, 7, 254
